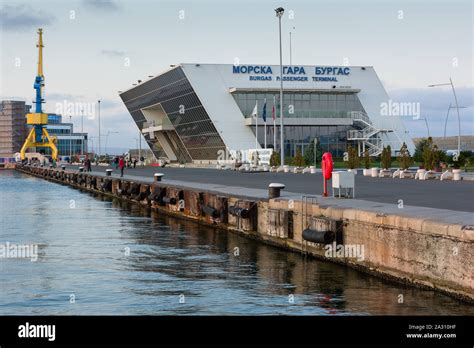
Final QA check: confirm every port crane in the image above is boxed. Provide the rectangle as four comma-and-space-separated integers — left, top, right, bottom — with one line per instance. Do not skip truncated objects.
20, 28, 58, 161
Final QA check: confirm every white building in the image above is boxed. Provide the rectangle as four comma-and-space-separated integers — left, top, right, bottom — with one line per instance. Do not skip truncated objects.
120, 64, 415, 163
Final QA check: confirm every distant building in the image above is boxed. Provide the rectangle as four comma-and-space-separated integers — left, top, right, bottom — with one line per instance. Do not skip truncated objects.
37, 114, 88, 158
413, 136, 474, 152
0, 100, 88, 160
0, 101, 30, 159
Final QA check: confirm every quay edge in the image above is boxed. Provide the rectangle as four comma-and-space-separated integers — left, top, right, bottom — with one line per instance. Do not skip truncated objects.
15, 164, 474, 303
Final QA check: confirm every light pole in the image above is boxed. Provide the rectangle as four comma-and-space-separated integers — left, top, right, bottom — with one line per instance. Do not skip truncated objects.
69, 114, 72, 161
81, 108, 84, 156
443, 104, 466, 138
313, 138, 318, 167
138, 129, 142, 162
289, 26, 295, 65
428, 78, 461, 155
104, 131, 118, 156
98, 100, 101, 159
275, 7, 285, 165
419, 117, 430, 138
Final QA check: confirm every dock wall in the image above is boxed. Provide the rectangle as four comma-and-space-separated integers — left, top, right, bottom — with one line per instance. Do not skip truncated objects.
16, 165, 474, 302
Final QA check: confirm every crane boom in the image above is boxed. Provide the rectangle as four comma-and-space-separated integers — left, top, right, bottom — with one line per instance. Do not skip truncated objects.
20, 28, 58, 161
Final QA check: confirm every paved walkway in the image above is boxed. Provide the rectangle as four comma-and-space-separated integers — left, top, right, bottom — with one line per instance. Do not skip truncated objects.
76, 165, 474, 214
63, 165, 474, 226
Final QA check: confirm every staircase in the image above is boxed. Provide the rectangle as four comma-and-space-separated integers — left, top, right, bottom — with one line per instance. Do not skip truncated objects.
347, 112, 392, 156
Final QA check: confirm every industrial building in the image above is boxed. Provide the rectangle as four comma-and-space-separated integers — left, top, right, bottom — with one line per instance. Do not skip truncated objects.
120, 64, 415, 164
0, 100, 88, 161
36, 114, 88, 159
0, 101, 30, 160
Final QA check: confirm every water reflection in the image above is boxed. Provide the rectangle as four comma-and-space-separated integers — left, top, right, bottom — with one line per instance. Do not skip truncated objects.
1, 170, 472, 315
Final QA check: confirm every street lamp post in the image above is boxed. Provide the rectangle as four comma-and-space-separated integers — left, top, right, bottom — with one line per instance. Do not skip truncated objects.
81, 108, 84, 156
104, 131, 118, 157
428, 78, 462, 155
98, 100, 101, 159
69, 114, 72, 162
275, 7, 285, 165
289, 26, 295, 65
420, 117, 430, 138
444, 104, 466, 138
138, 129, 142, 162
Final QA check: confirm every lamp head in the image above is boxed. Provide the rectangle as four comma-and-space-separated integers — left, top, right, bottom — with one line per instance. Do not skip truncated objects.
275, 7, 284, 17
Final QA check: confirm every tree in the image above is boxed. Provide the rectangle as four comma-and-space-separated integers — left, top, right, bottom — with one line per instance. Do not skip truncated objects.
430, 145, 441, 170
345, 145, 360, 169
414, 137, 432, 163
421, 137, 434, 169
381, 145, 392, 169
292, 148, 305, 167
270, 151, 280, 167
303, 139, 323, 166
363, 149, 371, 169
447, 151, 470, 169
397, 142, 413, 170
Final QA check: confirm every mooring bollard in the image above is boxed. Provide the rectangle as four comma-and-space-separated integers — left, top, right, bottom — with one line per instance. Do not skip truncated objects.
79, 167, 84, 172
268, 183, 285, 199
61, 165, 66, 171
154, 173, 164, 182
106, 169, 113, 177
49, 164, 53, 168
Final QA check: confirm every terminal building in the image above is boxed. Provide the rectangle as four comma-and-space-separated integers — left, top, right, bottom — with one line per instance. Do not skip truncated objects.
119, 64, 415, 164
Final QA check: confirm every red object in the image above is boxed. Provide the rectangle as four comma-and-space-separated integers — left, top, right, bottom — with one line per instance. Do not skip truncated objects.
118, 158, 124, 168
322, 152, 333, 197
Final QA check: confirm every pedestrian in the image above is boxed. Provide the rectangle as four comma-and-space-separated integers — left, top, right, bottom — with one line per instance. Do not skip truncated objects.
119, 156, 125, 177
114, 156, 119, 170
133, 158, 137, 168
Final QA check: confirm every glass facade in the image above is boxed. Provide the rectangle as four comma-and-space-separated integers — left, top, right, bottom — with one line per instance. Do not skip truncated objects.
27, 115, 88, 158
233, 92, 366, 158
121, 67, 226, 161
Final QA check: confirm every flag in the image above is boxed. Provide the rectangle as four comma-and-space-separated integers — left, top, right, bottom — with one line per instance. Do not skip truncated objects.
262, 98, 267, 123
272, 96, 276, 121
251, 100, 258, 119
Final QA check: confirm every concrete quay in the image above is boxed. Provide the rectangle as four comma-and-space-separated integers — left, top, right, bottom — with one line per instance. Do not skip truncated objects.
16, 164, 474, 303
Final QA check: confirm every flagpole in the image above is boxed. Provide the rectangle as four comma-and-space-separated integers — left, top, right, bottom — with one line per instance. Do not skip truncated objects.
273, 96, 277, 151
264, 123, 267, 149
263, 98, 267, 149
255, 100, 258, 150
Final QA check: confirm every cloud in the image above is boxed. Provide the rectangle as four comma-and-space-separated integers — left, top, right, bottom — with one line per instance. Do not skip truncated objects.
83, 0, 120, 12
101, 49, 127, 57
0, 5, 55, 31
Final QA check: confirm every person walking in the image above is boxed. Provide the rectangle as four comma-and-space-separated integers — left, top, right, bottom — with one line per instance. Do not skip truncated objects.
133, 158, 137, 169
114, 156, 119, 171
119, 156, 125, 177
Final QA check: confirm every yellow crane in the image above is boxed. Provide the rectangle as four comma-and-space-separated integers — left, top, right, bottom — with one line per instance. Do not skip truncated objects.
20, 28, 58, 161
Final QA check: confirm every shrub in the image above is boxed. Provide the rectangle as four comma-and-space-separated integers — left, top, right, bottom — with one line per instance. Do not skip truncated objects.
270, 151, 280, 167
345, 146, 360, 169
363, 149, 371, 169
397, 142, 413, 170
292, 148, 305, 167
414, 137, 432, 163
380, 145, 392, 169
303, 139, 323, 166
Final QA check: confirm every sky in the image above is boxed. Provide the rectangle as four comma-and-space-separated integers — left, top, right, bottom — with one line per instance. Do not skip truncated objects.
0, 0, 473, 151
